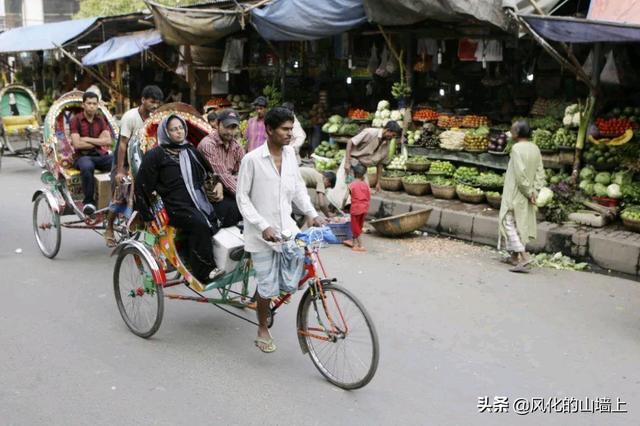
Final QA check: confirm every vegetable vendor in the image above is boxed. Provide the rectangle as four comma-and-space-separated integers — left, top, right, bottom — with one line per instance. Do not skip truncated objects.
327, 121, 401, 210
498, 120, 546, 273
245, 96, 268, 152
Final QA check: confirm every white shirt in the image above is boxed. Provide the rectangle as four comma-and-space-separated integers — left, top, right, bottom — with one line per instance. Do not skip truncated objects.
237, 143, 317, 252
119, 108, 144, 139
290, 115, 307, 163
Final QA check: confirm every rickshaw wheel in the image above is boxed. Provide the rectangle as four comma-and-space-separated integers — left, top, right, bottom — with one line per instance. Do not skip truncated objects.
113, 246, 164, 338
32, 193, 61, 258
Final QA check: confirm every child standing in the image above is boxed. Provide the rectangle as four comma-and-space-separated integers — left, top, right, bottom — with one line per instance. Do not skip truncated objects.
348, 163, 371, 252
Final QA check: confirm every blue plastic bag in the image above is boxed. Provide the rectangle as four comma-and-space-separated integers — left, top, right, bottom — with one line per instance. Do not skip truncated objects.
296, 226, 339, 245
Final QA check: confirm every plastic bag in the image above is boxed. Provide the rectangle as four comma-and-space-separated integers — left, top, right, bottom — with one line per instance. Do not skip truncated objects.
600, 50, 620, 85
296, 226, 339, 245
367, 44, 378, 76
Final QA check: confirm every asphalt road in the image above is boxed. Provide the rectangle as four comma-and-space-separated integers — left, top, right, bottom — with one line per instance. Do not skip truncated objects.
1, 156, 640, 426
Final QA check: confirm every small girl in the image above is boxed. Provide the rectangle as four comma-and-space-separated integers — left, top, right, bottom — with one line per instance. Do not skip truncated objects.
348, 163, 371, 252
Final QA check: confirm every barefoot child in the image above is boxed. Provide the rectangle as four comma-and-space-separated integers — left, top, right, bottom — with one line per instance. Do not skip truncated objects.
348, 163, 370, 252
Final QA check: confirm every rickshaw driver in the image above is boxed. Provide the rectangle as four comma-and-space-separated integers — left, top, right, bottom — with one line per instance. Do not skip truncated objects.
70, 92, 113, 216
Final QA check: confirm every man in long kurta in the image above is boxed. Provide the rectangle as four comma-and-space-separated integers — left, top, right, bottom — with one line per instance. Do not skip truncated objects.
498, 120, 546, 273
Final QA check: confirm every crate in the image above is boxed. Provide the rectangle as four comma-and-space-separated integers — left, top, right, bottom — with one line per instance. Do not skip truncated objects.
327, 222, 352, 243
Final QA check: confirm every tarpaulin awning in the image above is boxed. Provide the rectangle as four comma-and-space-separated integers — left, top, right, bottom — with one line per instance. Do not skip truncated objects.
251, 0, 367, 41
362, 0, 507, 29
146, 0, 242, 46
521, 14, 640, 43
0, 17, 98, 53
82, 30, 163, 65
588, 0, 640, 26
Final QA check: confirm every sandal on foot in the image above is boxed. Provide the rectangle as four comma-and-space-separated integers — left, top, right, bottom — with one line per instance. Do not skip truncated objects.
352, 246, 367, 252
104, 231, 117, 248
509, 262, 531, 273
342, 240, 354, 248
255, 337, 276, 353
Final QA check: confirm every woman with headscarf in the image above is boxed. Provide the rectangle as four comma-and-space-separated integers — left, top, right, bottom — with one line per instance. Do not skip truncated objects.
135, 114, 222, 282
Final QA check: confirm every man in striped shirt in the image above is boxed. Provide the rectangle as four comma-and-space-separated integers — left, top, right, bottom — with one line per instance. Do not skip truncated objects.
197, 109, 244, 227
245, 96, 268, 152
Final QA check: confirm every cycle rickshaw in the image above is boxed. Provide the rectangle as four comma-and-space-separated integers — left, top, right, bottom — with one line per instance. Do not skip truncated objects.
31, 90, 129, 258
0, 84, 43, 168
113, 105, 379, 389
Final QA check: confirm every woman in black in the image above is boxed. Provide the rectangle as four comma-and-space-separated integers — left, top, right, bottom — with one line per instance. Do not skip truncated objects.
135, 114, 221, 282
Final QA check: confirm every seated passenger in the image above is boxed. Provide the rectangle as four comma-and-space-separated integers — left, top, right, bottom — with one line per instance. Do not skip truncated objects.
197, 108, 244, 227
135, 115, 224, 282
70, 92, 113, 215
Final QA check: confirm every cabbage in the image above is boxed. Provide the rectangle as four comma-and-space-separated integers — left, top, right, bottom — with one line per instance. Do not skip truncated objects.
536, 187, 554, 207
578, 180, 592, 191
390, 110, 403, 121
380, 109, 391, 119
377, 100, 390, 111
607, 183, 621, 199
593, 183, 608, 197
327, 124, 340, 134
321, 123, 331, 133
328, 115, 343, 124
613, 171, 632, 186
594, 172, 611, 185
583, 183, 595, 195
579, 166, 595, 182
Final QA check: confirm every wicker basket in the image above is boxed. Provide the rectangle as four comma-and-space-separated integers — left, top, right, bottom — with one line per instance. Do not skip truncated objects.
486, 193, 502, 209
370, 208, 432, 237
431, 183, 456, 200
622, 217, 640, 233
379, 176, 403, 191
458, 191, 485, 204
406, 162, 430, 172
402, 180, 430, 196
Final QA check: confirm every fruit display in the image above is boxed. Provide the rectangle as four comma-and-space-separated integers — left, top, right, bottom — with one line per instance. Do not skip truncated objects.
485, 191, 501, 198
476, 172, 504, 189
488, 132, 509, 152
429, 161, 456, 176
403, 174, 429, 184
347, 108, 371, 120
412, 108, 439, 121
514, 116, 560, 132
453, 166, 479, 185
406, 129, 423, 145
205, 97, 230, 110
439, 129, 466, 151
621, 206, 640, 221
387, 155, 408, 171
238, 119, 248, 147
437, 115, 463, 128
315, 158, 339, 171
532, 129, 556, 151
227, 94, 250, 110
321, 115, 360, 135
588, 128, 634, 146
622, 183, 640, 205
309, 102, 328, 126
456, 184, 484, 196
583, 144, 622, 170
553, 128, 577, 148
461, 115, 489, 128
595, 117, 635, 138
463, 126, 490, 152
418, 123, 440, 147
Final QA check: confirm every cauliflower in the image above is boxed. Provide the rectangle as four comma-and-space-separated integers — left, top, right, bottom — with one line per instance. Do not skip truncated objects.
372, 118, 383, 128
565, 104, 579, 115
374, 110, 382, 119
571, 112, 581, 127
563, 115, 572, 127
377, 100, 390, 111
390, 110, 403, 121
380, 109, 391, 119
607, 183, 621, 199
382, 118, 390, 127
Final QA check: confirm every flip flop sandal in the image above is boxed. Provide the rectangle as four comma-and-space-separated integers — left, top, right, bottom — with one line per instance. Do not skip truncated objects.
342, 240, 354, 248
509, 263, 531, 273
104, 232, 117, 248
255, 337, 276, 353
352, 246, 367, 252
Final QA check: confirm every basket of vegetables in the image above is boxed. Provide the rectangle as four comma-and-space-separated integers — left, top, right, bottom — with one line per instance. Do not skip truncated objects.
621, 207, 640, 233
456, 184, 485, 204
532, 129, 558, 154
463, 126, 490, 153
485, 191, 502, 209
476, 172, 504, 191
430, 177, 456, 199
380, 171, 405, 191
428, 160, 456, 176
402, 174, 431, 196
406, 155, 431, 172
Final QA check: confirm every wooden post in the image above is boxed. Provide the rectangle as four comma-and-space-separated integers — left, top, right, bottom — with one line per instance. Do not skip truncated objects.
184, 45, 197, 106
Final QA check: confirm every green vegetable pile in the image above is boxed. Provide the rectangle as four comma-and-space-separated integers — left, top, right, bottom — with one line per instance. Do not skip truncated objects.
456, 184, 483, 195
407, 155, 430, 164
431, 176, 454, 187
622, 183, 640, 205
485, 191, 501, 198
532, 129, 556, 150
453, 166, 479, 185
476, 172, 504, 189
583, 144, 622, 169
429, 161, 456, 176
314, 141, 339, 158
403, 174, 429, 184
621, 206, 640, 221
514, 116, 561, 132
531, 252, 589, 271
553, 128, 577, 148
384, 170, 406, 178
